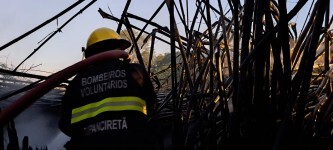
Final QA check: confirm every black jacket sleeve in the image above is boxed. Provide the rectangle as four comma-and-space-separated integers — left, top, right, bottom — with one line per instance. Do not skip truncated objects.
130, 64, 157, 117
58, 83, 74, 137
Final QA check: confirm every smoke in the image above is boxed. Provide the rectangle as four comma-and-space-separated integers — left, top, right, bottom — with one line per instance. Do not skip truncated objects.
0, 83, 69, 150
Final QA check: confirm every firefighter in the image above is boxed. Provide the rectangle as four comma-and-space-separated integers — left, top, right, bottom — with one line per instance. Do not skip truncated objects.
59, 27, 157, 150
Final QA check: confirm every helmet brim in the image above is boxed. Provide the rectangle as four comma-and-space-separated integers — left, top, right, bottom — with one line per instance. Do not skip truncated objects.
84, 39, 131, 58
118, 39, 131, 50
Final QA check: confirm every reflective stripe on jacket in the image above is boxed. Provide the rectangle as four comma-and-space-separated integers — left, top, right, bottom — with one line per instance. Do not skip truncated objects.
71, 96, 147, 124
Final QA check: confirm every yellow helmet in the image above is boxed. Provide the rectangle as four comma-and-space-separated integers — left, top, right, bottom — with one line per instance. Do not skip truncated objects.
85, 27, 131, 57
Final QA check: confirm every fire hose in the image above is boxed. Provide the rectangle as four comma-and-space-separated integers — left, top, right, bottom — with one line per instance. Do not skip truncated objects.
0, 50, 129, 125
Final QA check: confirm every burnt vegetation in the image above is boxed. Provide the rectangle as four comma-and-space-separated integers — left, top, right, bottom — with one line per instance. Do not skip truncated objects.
0, 0, 332, 150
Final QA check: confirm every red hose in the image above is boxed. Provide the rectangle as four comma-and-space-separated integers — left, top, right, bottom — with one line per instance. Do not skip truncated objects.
0, 50, 129, 125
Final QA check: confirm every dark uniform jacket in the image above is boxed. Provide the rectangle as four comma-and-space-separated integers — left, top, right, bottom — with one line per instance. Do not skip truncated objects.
59, 60, 156, 150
